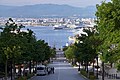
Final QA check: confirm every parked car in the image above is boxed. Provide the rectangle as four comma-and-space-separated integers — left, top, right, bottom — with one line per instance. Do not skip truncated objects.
36, 65, 47, 76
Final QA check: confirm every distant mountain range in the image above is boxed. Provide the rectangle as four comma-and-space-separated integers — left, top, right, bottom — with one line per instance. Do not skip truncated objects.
0, 4, 96, 18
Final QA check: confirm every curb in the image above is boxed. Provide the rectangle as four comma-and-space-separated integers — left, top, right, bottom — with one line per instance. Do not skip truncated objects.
28, 74, 36, 80
28, 76, 35, 80
79, 72, 89, 80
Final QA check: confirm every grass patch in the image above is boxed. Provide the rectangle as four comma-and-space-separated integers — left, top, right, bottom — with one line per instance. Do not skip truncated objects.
16, 73, 34, 80
16, 76, 27, 80
80, 69, 88, 77
27, 73, 34, 79
80, 69, 96, 80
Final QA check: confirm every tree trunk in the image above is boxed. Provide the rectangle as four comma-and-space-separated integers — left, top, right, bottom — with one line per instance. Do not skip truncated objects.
85, 61, 87, 71
35, 61, 38, 73
102, 61, 104, 80
23, 61, 27, 76
10, 60, 12, 80
13, 59, 15, 80
86, 62, 88, 73
93, 62, 94, 74
19, 65, 22, 76
33, 61, 35, 73
85, 63, 87, 71
18, 64, 21, 76
29, 60, 31, 74
86, 61, 89, 78
23, 64, 25, 76
5, 60, 8, 80
78, 62, 80, 71
110, 63, 112, 68
96, 56, 98, 79
71, 59, 73, 65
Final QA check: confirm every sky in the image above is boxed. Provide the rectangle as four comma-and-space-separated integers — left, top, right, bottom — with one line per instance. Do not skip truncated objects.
0, 0, 111, 7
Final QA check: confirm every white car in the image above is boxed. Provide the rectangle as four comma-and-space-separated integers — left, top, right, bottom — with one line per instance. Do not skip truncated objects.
36, 65, 47, 76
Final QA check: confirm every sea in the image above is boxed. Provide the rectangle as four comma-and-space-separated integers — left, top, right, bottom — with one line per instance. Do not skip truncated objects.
25, 26, 75, 49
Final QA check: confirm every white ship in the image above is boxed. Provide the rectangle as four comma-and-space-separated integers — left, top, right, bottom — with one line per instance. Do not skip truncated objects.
53, 25, 64, 30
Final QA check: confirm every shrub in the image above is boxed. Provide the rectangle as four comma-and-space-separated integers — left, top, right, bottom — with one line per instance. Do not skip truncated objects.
89, 72, 96, 80
89, 75, 96, 80
17, 76, 27, 80
80, 69, 87, 77
117, 64, 120, 71
80, 70, 96, 80
16, 73, 34, 80
27, 73, 34, 79
89, 72, 94, 75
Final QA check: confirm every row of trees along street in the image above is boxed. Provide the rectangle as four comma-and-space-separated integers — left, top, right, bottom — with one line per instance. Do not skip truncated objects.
0, 18, 56, 80
64, 0, 120, 80
64, 28, 100, 79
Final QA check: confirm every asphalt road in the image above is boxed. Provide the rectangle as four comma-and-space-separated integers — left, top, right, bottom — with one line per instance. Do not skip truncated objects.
30, 51, 86, 80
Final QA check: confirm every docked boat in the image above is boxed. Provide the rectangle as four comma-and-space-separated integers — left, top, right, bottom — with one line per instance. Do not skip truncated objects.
53, 25, 65, 30
53, 25, 67, 30
68, 36, 76, 41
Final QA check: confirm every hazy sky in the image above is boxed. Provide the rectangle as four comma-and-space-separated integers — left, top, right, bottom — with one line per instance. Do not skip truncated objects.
0, 0, 111, 7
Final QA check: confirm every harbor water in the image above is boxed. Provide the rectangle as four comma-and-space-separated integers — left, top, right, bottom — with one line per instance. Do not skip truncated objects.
25, 26, 75, 49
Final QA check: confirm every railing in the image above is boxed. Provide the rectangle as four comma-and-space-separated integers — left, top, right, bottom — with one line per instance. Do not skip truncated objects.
105, 72, 120, 79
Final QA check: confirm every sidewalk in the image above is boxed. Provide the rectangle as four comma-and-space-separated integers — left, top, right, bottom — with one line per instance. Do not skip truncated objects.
0, 77, 11, 80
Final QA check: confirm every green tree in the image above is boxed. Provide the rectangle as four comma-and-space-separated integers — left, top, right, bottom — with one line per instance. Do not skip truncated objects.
50, 48, 56, 59
34, 40, 51, 66
65, 44, 77, 65
34, 40, 46, 62
96, 0, 120, 70
0, 18, 25, 80
75, 28, 98, 75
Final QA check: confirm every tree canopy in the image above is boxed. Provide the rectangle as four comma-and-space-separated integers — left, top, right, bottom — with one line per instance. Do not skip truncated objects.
0, 18, 55, 79
96, 0, 120, 69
